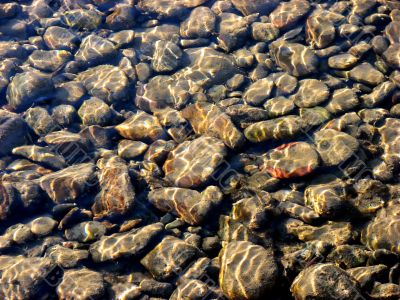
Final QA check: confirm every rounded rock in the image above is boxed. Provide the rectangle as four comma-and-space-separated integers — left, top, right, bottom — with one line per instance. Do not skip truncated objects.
314, 129, 360, 167
262, 142, 319, 179
349, 63, 385, 86
78, 97, 114, 126
6, 71, 54, 111
243, 78, 274, 106
180, 7, 216, 38
328, 53, 359, 69
118, 140, 149, 160
291, 79, 330, 108
30, 217, 58, 236
291, 263, 362, 300
152, 40, 183, 73
231, 0, 279, 15
43, 26, 79, 51
264, 96, 295, 118
28, 50, 72, 72
361, 204, 400, 254
219, 241, 279, 300
163, 136, 227, 188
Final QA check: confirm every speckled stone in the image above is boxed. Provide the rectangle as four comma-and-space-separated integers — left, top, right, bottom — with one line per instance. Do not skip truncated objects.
379, 118, 400, 166
270, 0, 311, 30
106, 5, 136, 31
118, 140, 148, 160
152, 40, 182, 72
361, 81, 396, 108
62, 8, 102, 30
243, 77, 274, 106
171, 279, 215, 300
180, 7, 216, 38
328, 53, 359, 69
25, 107, 57, 136
75, 34, 117, 67
0, 256, 55, 299
78, 97, 114, 126
137, 0, 208, 18
47, 245, 89, 268
326, 88, 359, 114
12, 145, 66, 170
306, 13, 336, 48
43, 26, 79, 51
349, 63, 385, 86
264, 96, 295, 118
305, 180, 348, 217
252, 22, 279, 42
231, 0, 279, 15
286, 220, 353, 245
383, 43, 400, 68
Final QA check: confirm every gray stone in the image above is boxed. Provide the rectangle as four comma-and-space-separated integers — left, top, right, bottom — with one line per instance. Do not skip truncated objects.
0, 110, 27, 156
6, 71, 53, 111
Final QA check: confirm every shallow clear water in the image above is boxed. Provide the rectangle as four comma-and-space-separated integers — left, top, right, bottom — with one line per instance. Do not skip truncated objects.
0, 0, 400, 299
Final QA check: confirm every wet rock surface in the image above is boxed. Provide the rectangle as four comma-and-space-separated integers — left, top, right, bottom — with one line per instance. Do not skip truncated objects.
39, 163, 96, 204
0, 0, 400, 299
0, 256, 56, 299
270, 40, 318, 76
182, 102, 244, 149
140, 235, 201, 280
90, 223, 164, 262
291, 79, 330, 108
6, 70, 54, 111
244, 115, 303, 142
262, 142, 319, 179
57, 268, 105, 300
271, 0, 311, 30
116, 111, 166, 142
219, 241, 279, 299
0, 110, 27, 156
291, 263, 362, 300
362, 204, 400, 254
148, 186, 223, 225
163, 136, 227, 188
76, 65, 130, 104
92, 155, 135, 219
314, 129, 360, 167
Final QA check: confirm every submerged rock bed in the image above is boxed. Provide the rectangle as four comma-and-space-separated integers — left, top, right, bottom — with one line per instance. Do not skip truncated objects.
0, 0, 400, 299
